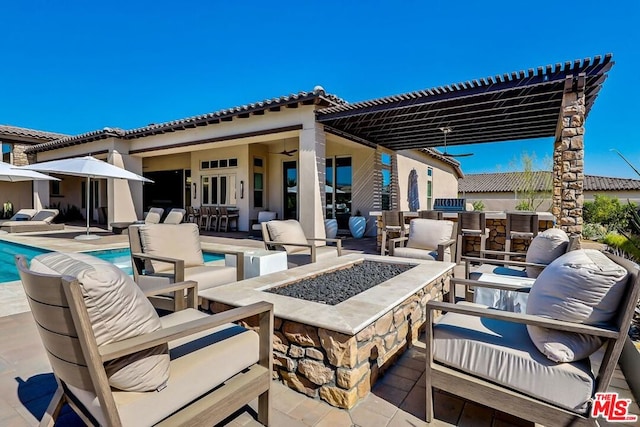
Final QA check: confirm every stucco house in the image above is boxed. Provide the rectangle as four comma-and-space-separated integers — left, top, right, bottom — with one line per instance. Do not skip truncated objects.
459, 171, 640, 211
5, 88, 461, 237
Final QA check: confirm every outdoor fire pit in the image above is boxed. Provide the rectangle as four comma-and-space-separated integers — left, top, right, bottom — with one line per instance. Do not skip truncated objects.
199, 254, 454, 409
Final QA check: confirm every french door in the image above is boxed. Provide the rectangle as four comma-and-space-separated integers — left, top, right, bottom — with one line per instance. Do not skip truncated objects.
201, 173, 237, 206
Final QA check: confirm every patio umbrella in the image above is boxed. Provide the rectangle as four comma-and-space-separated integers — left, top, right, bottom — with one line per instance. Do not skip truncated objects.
0, 161, 59, 182
18, 156, 153, 240
408, 168, 420, 212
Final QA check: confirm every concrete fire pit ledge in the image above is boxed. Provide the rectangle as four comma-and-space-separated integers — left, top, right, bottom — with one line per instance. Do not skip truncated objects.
200, 254, 454, 409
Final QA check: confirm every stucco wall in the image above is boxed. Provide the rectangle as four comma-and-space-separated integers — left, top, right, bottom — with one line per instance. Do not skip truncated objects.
0, 182, 34, 213
396, 150, 459, 211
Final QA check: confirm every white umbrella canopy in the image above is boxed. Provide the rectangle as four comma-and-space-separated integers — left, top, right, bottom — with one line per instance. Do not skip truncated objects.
0, 161, 59, 182
18, 156, 153, 240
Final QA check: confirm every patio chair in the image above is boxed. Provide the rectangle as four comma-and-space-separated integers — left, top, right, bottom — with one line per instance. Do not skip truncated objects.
199, 206, 215, 231
0, 208, 37, 223
16, 252, 272, 427
251, 211, 278, 237
186, 206, 200, 224
144, 207, 165, 224
162, 208, 185, 224
219, 206, 239, 232
425, 250, 640, 426
388, 218, 456, 262
129, 223, 244, 311
380, 210, 406, 255
505, 211, 539, 257
455, 211, 488, 263
418, 210, 444, 220
261, 219, 342, 266
0, 209, 65, 233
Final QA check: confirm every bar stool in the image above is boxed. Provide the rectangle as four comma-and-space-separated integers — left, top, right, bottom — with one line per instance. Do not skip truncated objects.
380, 210, 406, 255
219, 206, 239, 232
456, 212, 488, 264
505, 212, 539, 258
186, 206, 200, 224
199, 206, 212, 230
418, 210, 444, 220
207, 207, 219, 231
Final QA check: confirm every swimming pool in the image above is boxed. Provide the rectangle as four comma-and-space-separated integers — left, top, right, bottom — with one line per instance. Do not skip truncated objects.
0, 241, 224, 282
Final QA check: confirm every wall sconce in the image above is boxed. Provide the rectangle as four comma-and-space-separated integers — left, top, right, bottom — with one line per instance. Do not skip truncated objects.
240, 180, 244, 199
192, 182, 197, 199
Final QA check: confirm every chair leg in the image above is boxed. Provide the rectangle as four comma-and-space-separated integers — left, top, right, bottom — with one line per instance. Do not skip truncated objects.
381, 230, 388, 256
258, 389, 271, 426
479, 234, 487, 258
456, 235, 463, 264
505, 237, 512, 261
39, 386, 65, 427
425, 383, 434, 423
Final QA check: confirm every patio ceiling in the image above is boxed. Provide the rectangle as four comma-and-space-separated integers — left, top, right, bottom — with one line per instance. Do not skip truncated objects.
316, 54, 614, 151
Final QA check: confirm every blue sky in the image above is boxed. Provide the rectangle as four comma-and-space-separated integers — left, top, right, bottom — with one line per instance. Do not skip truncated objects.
2, 1, 639, 178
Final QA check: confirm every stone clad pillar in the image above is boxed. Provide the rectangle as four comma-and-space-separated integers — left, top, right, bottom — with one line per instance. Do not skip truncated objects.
552, 74, 586, 238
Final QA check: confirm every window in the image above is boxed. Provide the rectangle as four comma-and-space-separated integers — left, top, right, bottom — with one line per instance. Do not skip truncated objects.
254, 157, 263, 167
81, 181, 99, 210
1, 143, 11, 163
325, 156, 352, 229
201, 161, 210, 170
228, 158, 238, 167
381, 153, 392, 210
219, 159, 228, 168
50, 180, 62, 197
201, 173, 236, 206
254, 173, 264, 208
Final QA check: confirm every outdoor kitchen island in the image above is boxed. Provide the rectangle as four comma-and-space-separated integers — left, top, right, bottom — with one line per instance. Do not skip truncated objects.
199, 253, 454, 409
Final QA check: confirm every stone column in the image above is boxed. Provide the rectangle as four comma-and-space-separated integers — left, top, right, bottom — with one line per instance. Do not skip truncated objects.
552, 74, 585, 238
298, 121, 327, 239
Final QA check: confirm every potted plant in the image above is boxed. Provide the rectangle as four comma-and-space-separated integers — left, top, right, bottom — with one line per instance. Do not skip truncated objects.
348, 210, 366, 238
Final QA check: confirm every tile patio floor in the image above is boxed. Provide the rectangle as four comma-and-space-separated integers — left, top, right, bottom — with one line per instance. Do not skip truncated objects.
0, 226, 638, 426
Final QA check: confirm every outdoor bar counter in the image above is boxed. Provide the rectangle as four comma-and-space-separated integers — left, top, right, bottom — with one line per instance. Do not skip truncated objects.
370, 211, 556, 254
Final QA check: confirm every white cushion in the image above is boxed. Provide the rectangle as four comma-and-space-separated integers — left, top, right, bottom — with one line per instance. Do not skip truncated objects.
525, 228, 570, 278
393, 246, 439, 261
10, 208, 37, 221
434, 302, 594, 413
140, 223, 204, 272
30, 252, 169, 392
265, 220, 309, 254
407, 219, 454, 251
526, 249, 629, 362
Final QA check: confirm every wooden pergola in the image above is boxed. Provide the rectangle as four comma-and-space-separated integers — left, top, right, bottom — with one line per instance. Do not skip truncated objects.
316, 54, 614, 236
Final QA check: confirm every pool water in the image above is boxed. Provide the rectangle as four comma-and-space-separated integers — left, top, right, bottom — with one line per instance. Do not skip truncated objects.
0, 241, 223, 282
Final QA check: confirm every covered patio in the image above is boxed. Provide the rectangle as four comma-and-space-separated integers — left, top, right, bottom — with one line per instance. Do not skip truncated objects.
317, 54, 615, 237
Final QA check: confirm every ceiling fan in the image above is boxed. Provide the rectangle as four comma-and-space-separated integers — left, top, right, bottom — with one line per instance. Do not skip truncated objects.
273, 139, 298, 157
439, 127, 473, 158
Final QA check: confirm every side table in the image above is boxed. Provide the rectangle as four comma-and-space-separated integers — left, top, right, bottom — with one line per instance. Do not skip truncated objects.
225, 249, 288, 279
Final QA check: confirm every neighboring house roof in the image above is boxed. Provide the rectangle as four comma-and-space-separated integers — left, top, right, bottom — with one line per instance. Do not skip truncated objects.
459, 172, 640, 193
25, 88, 346, 154
420, 148, 464, 178
0, 125, 68, 142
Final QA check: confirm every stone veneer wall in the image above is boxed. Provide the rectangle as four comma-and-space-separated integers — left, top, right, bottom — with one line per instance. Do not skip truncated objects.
207, 271, 450, 409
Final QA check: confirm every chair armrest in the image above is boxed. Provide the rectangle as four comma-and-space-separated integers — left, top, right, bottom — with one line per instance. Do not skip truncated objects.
426, 300, 619, 339
450, 277, 532, 302
141, 279, 198, 310
480, 249, 526, 258
306, 238, 343, 256
216, 250, 245, 281
463, 256, 547, 269
99, 301, 274, 362
264, 240, 313, 250
437, 239, 457, 262
388, 236, 409, 256
131, 252, 185, 282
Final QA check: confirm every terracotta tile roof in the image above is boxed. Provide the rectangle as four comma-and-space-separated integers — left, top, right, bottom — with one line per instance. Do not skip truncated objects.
0, 125, 68, 142
25, 88, 346, 154
459, 172, 640, 193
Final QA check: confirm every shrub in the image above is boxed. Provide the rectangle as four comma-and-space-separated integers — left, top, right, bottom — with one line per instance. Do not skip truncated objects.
583, 194, 634, 231
582, 223, 609, 241
515, 200, 534, 211
603, 232, 640, 262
